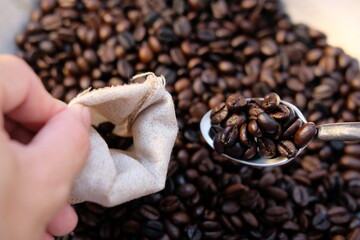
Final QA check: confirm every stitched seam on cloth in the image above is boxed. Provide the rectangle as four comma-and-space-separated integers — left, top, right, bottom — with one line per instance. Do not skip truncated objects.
68, 198, 84, 205
127, 78, 157, 132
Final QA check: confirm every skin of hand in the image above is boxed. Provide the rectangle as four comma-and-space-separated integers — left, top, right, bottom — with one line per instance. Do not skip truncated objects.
0, 55, 91, 240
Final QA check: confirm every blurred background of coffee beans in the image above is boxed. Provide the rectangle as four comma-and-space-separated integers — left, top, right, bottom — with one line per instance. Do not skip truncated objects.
15, 0, 360, 239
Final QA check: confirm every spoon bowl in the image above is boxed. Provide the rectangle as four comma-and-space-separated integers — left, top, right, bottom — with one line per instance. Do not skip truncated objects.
200, 98, 360, 167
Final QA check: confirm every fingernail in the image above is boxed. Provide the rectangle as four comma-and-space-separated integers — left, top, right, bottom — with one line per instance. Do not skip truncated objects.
70, 104, 91, 129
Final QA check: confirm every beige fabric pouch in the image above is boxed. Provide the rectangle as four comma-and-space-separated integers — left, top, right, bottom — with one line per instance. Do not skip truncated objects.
68, 72, 178, 207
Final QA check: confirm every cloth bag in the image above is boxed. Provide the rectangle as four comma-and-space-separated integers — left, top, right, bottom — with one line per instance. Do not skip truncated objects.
68, 72, 178, 207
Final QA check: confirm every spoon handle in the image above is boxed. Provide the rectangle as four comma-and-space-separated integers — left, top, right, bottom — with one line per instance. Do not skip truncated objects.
317, 122, 360, 141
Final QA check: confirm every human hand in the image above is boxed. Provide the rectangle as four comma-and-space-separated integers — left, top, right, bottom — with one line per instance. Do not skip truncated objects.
0, 55, 91, 240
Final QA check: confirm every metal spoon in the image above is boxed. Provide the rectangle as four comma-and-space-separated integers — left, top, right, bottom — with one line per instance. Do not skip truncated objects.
200, 99, 360, 167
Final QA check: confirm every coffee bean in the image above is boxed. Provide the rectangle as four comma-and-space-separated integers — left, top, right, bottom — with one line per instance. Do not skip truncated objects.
265, 206, 290, 223
173, 16, 191, 38
222, 201, 240, 214
224, 142, 244, 159
117, 59, 134, 79
294, 122, 317, 148
176, 183, 196, 198
328, 206, 351, 224
292, 186, 309, 207
270, 104, 291, 120
262, 93, 280, 111
171, 212, 191, 225
283, 119, 303, 138
186, 225, 202, 240
243, 143, 257, 160
225, 113, 246, 127
220, 126, 238, 147
312, 214, 330, 231
278, 140, 297, 158
260, 39, 278, 56
226, 94, 247, 112
306, 48, 323, 63
143, 220, 164, 239
257, 112, 280, 134
248, 120, 262, 137
239, 123, 252, 148
159, 195, 180, 212
211, 103, 228, 124
263, 186, 288, 201
41, 14, 62, 31
214, 132, 225, 154
139, 204, 160, 220
241, 211, 259, 228
258, 137, 277, 158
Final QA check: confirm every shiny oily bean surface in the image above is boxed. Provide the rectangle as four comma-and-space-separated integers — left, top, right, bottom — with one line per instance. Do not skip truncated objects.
294, 122, 317, 148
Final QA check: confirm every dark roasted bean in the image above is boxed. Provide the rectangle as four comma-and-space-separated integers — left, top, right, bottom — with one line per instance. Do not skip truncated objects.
226, 94, 247, 112
278, 140, 297, 158
211, 103, 228, 124
257, 112, 280, 134
294, 122, 317, 148
258, 137, 277, 158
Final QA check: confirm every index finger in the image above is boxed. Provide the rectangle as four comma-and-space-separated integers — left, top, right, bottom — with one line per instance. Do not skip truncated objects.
0, 54, 66, 131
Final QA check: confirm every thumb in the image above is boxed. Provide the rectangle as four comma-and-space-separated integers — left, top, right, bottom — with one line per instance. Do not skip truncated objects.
28, 104, 91, 184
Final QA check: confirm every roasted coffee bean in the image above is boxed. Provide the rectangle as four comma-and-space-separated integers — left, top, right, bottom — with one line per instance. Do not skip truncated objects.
224, 142, 244, 159
117, 59, 134, 79
247, 100, 264, 117
186, 225, 202, 240
159, 195, 180, 212
312, 214, 331, 231
258, 137, 277, 158
239, 123, 252, 148
340, 155, 360, 170
225, 113, 246, 127
41, 14, 62, 30
294, 122, 317, 148
211, 103, 228, 124
139, 204, 160, 220
218, 126, 238, 147
264, 206, 289, 223
278, 140, 297, 158
209, 125, 224, 138
173, 16, 192, 38
225, 94, 247, 112
241, 210, 259, 228
248, 119, 262, 137
243, 143, 257, 160
270, 104, 291, 120
213, 132, 225, 154
171, 212, 191, 225
142, 220, 164, 239
257, 112, 280, 134
283, 119, 303, 138
292, 186, 309, 207
328, 206, 351, 224
263, 186, 288, 201
176, 183, 196, 198
262, 93, 280, 111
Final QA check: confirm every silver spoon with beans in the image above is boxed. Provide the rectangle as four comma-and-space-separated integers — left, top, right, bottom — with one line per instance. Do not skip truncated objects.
200, 93, 360, 167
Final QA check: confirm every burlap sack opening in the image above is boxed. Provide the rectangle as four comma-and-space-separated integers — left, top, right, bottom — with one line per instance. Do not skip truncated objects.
68, 73, 178, 207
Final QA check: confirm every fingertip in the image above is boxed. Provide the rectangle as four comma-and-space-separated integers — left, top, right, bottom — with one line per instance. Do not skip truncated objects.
46, 204, 78, 237
69, 104, 91, 130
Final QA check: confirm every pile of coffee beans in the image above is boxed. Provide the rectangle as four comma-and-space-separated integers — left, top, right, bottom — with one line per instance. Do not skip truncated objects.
210, 92, 317, 159
16, 0, 360, 239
